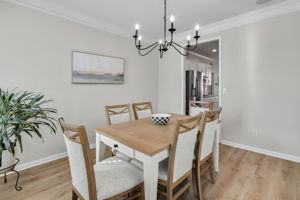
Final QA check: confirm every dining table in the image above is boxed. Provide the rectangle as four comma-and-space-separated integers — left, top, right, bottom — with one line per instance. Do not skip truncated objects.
94, 113, 220, 200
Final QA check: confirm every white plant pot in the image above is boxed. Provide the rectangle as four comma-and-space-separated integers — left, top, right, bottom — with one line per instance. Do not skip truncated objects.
0, 150, 16, 170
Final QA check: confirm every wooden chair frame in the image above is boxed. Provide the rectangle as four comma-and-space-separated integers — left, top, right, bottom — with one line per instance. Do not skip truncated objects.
105, 104, 132, 126
158, 113, 203, 200
194, 108, 222, 200
58, 118, 144, 200
132, 102, 153, 120
189, 100, 214, 115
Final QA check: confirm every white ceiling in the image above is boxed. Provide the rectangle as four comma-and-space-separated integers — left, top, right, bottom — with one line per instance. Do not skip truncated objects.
8, 0, 291, 40
191, 40, 219, 61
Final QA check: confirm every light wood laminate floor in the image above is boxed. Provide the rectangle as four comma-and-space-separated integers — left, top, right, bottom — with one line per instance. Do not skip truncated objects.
0, 145, 299, 200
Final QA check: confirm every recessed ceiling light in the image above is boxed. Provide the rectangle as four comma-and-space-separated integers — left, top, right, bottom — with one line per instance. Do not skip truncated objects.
256, 0, 272, 5
212, 49, 217, 52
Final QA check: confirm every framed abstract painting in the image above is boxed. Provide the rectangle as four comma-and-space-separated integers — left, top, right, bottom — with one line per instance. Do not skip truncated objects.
72, 51, 124, 84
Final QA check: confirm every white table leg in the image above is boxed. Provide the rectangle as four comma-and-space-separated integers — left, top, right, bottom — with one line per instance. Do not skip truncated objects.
135, 150, 168, 200
96, 133, 105, 163
213, 126, 220, 172
143, 158, 159, 200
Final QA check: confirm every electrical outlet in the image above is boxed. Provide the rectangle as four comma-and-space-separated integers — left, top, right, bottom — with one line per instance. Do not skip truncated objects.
252, 129, 258, 136
222, 88, 227, 95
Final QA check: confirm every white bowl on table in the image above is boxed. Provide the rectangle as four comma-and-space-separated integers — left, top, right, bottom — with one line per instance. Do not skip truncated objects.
151, 113, 171, 126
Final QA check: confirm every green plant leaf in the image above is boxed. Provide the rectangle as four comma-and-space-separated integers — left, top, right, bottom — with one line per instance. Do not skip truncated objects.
0, 88, 57, 155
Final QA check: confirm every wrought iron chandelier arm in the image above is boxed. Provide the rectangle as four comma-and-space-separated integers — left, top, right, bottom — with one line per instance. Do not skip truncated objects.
188, 40, 199, 51
172, 41, 189, 51
172, 40, 198, 51
160, 50, 164, 58
171, 43, 189, 56
138, 44, 160, 56
135, 39, 159, 51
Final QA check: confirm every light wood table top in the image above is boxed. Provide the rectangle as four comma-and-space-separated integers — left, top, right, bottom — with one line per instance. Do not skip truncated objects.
94, 114, 189, 156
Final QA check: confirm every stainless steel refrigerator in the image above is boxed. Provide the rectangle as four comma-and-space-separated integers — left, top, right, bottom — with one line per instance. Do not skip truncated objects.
185, 70, 202, 115
185, 70, 214, 114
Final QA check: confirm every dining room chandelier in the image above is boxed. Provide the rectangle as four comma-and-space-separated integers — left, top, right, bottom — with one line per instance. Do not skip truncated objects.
133, 0, 200, 58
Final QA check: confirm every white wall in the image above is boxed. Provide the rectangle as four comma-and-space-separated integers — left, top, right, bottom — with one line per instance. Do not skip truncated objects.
158, 11, 300, 158
158, 48, 183, 114
0, 1, 158, 165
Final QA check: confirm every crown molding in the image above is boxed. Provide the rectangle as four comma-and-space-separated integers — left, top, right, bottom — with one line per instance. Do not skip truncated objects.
172, 0, 300, 42
6, 0, 300, 44
5, 0, 155, 42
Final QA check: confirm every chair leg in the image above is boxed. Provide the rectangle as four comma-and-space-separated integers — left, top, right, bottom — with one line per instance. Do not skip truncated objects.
141, 184, 145, 200
208, 156, 215, 184
195, 162, 203, 200
187, 174, 193, 198
167, 185, 173, 200
72, 189, 78, 200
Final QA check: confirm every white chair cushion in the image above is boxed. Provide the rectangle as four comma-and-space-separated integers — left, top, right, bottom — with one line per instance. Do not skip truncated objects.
130, 158, 169, 181
136, 109, 152, 119
190, 107, 209, 116
158, 158, 169, 181
200, 119, 218, 160
115, 151, 132, 162
95, 156, 143, 200
130, 159, 143, 170
109, 112, 130, 125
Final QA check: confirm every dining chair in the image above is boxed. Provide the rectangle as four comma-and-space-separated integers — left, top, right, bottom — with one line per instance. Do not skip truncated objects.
105, 104, 132, 126
194, 108, 222, 200
104, 104, 132, 161
130, 113, 203, 199
189, 100, 214, 116
132, 102, 153, 120
158, 113, 203, 200
59, 118, 144, 200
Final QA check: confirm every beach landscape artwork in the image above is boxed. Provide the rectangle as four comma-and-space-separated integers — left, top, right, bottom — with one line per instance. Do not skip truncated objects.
72, 51, 124, 84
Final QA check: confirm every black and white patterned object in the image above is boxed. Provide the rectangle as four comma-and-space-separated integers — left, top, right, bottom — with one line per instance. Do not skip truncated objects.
151, 114, 171, 126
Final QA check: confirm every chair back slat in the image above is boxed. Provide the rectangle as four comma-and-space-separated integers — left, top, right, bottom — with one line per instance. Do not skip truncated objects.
168, 114, 202, 183
189, 100, 214, 116
105, 104, 132, 126
59, 118, 97, 200
132, 102, 153, 120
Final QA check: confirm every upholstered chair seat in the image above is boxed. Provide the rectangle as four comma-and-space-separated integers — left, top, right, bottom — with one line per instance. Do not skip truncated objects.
114, 152, 132, 162
95, 156, 143, 199
130, 158, 169, 181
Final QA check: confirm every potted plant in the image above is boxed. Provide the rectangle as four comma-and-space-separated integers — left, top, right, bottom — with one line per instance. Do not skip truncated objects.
0, 89, 57, 170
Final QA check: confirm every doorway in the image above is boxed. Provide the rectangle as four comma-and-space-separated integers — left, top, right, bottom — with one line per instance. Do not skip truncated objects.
182, 38, 221, 115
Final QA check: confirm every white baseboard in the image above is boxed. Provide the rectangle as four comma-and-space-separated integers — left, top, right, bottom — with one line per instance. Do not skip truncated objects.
221, 140, 300, 163
6, 140, 299, 176
1, 143, 96, 177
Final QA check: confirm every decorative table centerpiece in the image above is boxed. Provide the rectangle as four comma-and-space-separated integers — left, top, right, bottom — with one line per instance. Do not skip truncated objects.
151, 113, 171, 126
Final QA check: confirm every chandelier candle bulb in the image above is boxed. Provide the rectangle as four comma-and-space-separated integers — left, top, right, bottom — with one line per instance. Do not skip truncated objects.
133, 24, 139, 38
195, 24, 199, 37
170, 15, 175, 22
187, 35, 191, 41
